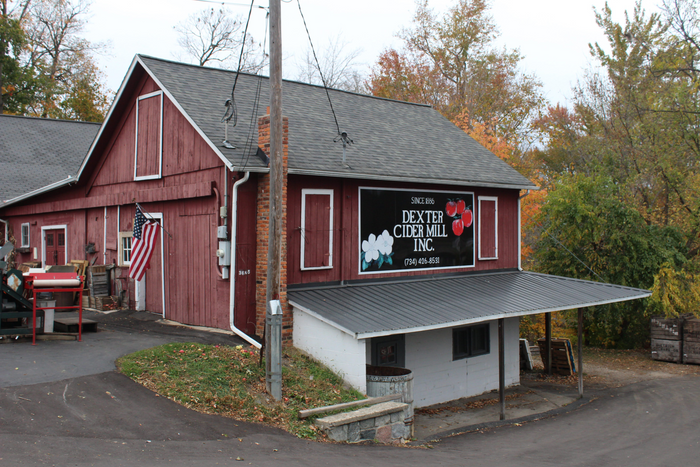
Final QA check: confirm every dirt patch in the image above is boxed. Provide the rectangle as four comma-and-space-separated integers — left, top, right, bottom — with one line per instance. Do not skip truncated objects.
525, 347, 700, 389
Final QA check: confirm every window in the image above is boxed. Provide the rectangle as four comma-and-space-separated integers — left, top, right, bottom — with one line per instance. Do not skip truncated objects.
300, 189, 333, 270
134, 90, 163, 180
478, 196, 498, 260
453, 324, 490, 360
118, 232, 133, 266
371, 335, 405, 367
21, 223, 30, 247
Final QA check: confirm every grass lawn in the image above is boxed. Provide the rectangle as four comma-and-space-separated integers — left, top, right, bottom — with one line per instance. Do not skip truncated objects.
117, 343, 363, 439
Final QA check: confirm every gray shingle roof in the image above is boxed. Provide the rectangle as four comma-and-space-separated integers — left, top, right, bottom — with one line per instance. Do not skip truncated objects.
0, 115, 99, 205
288, 270, 651, 338
137, 55, 536, 189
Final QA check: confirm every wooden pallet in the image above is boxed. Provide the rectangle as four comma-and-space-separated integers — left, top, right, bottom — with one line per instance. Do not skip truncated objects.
537, 338, 576, 376
88, 266, 109, 297
70, 260, 89, 302
53, 317, 98, 333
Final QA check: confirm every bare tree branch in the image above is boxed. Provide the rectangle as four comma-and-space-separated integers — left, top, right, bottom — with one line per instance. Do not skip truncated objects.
174, 7, 266, 72
296, 35, 365, 92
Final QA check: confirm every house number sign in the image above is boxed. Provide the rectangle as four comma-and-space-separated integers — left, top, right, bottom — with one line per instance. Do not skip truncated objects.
359, 187, 475, 274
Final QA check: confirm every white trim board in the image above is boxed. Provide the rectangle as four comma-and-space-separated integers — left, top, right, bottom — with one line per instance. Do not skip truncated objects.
300, 188, 334, 270
134, 211, 166, 318
478, 196, 498, 260
40, 225, 67, 269
134, 90, 164, 181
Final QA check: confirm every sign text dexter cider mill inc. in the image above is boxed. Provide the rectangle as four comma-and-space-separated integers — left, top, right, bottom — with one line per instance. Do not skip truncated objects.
359, 188, 475, 274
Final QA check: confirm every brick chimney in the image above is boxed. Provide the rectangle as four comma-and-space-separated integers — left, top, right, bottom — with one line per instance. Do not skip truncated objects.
255, 111, 291, 341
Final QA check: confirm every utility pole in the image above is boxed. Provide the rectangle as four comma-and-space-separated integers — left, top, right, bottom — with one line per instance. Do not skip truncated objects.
265, 0, 283, 400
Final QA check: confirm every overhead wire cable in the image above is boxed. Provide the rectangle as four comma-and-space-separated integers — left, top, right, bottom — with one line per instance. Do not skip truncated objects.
240, 8, 268, 170
222, 0, 258, 127
295, 0, 342, 137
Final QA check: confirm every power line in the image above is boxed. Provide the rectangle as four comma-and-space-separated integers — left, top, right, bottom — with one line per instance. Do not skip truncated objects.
295, 0, 343, 137
195, 0, 267, 10
222, 0, 258, 127
239, 8, 268, 170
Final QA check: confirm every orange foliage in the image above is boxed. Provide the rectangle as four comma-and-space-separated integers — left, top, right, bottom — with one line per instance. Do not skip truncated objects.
368, 48, 446, 107
454, 109, 548, 265
453, 110, 519, 167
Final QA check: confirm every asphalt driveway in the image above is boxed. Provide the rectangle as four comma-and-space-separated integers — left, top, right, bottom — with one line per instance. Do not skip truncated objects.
2, 310, 700, 466
0, 310, 243, 387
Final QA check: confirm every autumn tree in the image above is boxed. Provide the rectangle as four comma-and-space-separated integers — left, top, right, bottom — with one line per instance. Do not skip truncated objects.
0, 0, 33, 114
528, 1, 700, 340
369, 0, 544, 150
1, 0, 110, 120
175, 7, 266, 72
533, 174, 687, 347
21, 0, 110, 120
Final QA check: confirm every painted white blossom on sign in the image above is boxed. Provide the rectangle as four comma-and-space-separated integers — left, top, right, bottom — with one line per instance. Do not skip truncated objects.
361, 231, 394, 271
377, 230, 394, 256
362, 233, 379, 262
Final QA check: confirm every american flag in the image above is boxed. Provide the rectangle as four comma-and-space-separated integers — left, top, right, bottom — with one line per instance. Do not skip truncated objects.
128, 207, 160, 281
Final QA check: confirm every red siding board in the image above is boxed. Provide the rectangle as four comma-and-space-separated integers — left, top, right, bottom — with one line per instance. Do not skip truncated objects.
234, 177, 259, 335
303, 194, 332, 269
287, 176, 522, 286
479, 199, 497, 259
1, 74, 237, 331
135, 93, 161, 178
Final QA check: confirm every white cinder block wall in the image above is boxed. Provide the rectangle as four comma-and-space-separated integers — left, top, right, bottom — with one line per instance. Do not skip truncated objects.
295, 310, 521, 407
293, 308, 367, 393
405, 318, 520, 407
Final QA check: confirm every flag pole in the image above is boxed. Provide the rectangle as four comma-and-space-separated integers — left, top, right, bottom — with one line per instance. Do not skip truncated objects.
135, 203, 173, 239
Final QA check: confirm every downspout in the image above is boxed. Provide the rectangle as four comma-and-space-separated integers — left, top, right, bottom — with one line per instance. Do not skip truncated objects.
518, 190, 531, 271
103, 207, 108, 265
229, 171, 261, 348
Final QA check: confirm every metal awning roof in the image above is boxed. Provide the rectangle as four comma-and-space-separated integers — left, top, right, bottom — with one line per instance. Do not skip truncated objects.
288, 270, 651, 339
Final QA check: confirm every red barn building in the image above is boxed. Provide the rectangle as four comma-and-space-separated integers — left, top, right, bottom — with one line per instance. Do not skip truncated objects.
0, 56, 649, 407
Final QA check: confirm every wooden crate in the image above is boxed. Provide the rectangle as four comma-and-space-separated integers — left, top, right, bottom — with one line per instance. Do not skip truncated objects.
88, 266, 109, 297
683, 318, 700, 364
651, 339, 682, 363
651, 316, 682, 341
537, 338, 576, 376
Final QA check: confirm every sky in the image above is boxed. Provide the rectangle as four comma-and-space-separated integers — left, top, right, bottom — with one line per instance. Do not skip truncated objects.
81, 0, 657, 106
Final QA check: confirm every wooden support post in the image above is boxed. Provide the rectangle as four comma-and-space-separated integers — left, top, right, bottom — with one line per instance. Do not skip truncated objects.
578, 308, 583, 398
265, 0, 283, 400
498, 318, 505, 421
545, 312, 552, 375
